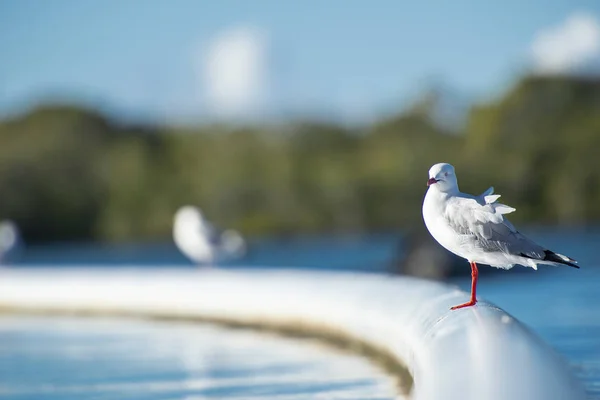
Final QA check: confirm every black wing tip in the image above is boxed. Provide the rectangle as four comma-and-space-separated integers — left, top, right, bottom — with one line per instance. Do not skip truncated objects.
543, 250, 580, 269
520, 251, 580, 268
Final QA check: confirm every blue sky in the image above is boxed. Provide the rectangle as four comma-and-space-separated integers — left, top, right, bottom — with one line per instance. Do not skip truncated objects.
1, 0, 600, 124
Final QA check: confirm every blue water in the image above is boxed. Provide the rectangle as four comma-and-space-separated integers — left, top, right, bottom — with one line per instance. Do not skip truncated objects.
0, 317, 398, 400
3, 227, 600, 399
12, 233, 401, 272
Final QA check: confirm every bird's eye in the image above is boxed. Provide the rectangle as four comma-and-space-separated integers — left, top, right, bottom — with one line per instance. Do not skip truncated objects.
444, 172, 449, 177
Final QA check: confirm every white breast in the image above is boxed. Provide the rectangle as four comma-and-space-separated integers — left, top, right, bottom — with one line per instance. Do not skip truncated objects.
422, 190, 468, 261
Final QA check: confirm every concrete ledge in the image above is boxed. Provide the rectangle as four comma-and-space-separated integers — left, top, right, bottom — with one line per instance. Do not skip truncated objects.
0, 268, 586, 400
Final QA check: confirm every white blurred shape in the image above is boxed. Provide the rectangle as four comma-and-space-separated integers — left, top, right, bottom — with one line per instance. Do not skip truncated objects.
173, 206, 215, 264
0, 220, 22, 265
202, 26, 268, 117
173, 206, 246, 265
531, 13, 600, 74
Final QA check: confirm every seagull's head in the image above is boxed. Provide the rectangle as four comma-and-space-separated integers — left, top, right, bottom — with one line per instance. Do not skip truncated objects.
427, 163, 458, 192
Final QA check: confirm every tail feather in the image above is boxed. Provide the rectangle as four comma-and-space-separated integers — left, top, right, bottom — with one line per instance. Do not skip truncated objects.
543, 250, 579, 269
481, 186, 494, 197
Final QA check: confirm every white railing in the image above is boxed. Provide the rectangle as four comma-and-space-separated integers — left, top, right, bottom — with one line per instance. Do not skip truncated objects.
0, 268, 586, 400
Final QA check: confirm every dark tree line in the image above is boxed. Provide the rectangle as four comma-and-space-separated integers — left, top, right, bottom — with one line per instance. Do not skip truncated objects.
1, 75, 599, 243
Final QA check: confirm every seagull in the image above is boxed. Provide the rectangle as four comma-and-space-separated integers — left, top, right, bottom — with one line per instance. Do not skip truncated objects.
173, 206, 247, 265
422, 163, 578, 310
0, 220, 22, 266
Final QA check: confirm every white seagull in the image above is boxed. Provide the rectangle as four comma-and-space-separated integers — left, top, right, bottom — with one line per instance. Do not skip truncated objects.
422, 163, 578, 310
173, 205, 246, 265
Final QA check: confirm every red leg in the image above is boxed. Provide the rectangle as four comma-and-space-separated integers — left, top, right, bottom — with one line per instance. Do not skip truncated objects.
451, 262, 479, 310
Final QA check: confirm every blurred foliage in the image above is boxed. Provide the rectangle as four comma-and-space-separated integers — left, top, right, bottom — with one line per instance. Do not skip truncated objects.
1, 76, 599, 243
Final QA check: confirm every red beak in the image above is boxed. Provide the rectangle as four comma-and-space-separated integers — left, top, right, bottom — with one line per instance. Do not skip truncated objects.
427, 178, 439, 186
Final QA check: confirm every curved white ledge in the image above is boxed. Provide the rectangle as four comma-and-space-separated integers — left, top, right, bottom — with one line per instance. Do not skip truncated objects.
0, 268, 586, 400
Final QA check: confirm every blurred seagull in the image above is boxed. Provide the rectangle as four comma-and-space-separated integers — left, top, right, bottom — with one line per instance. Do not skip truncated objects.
173, 205, 246, 265
422, 163, 578, 310
0, 220, 22, 266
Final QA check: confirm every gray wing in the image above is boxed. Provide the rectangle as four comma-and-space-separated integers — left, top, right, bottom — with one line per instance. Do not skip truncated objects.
201, 221, 221, 246
444, 195, 546, 259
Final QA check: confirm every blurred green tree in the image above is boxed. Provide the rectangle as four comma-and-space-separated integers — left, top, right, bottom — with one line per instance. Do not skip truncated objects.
0, 75, 598, 243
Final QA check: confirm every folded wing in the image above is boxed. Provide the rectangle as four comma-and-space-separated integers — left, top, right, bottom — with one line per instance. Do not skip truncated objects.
444, 193, 546, 260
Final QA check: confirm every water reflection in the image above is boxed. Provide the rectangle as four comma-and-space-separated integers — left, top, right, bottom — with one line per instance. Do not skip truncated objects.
0, 316, 399, 400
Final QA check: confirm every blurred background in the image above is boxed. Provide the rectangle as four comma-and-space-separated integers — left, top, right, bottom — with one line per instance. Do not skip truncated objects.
2, 1, 600, 398
2, 0, 600, 275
